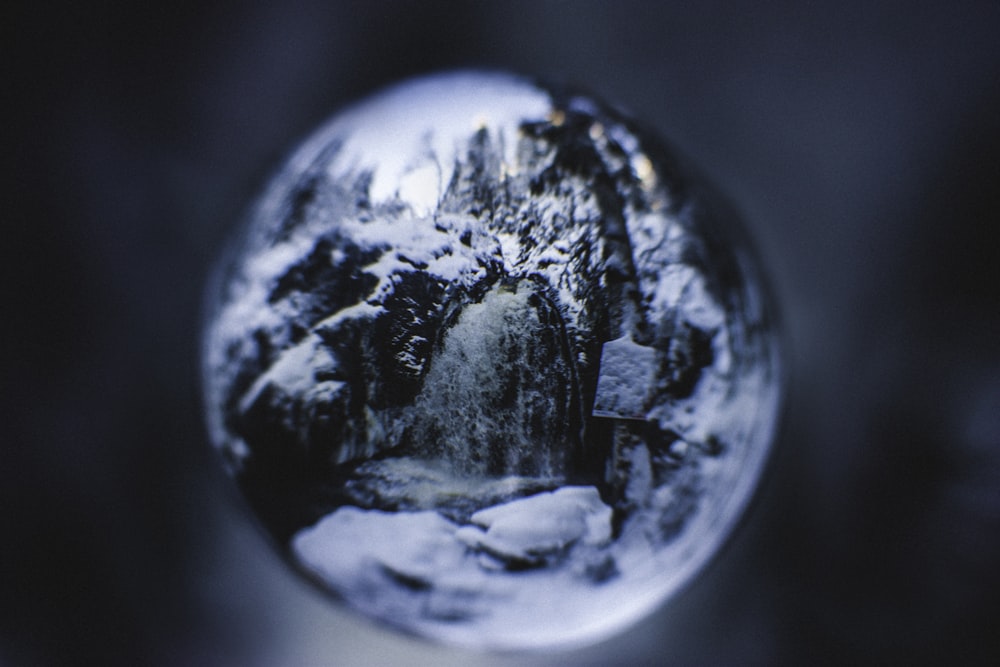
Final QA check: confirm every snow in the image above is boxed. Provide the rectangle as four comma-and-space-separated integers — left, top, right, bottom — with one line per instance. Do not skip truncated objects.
592, 336, 658, 420
314, 300, 381, 331
459, 486, 612, 563
291, 487, 635, 649
287, 464, 791, 651
237, 334, 335, 413
293, 507, 469, 593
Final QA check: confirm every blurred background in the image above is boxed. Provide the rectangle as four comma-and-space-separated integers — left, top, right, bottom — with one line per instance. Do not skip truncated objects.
5, 1, 1000, 664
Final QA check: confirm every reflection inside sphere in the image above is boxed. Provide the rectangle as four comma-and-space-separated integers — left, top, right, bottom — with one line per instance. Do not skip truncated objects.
202, 71, 781, 650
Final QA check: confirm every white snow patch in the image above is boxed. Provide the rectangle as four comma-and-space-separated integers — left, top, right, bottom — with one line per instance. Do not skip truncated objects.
237, 335, 336, 413
314, 300, 382, 331
293, 508, 470, 594
592, 336, 657, 420
461, 487, 613, 562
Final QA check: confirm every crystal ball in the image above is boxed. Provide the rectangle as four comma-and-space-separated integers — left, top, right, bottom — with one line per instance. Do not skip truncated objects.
201, 71, 782, 650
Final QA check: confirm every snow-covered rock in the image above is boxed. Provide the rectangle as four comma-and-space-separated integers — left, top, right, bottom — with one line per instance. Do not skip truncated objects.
592, 336, 658, 420
457, 486, 612, 565
293, 507, 468, 594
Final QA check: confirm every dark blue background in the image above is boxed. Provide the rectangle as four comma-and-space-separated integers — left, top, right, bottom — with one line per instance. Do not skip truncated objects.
5, 1, 1000, 664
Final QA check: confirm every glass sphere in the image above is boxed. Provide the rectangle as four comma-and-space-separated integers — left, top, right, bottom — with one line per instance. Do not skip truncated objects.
201, 71, 782, 650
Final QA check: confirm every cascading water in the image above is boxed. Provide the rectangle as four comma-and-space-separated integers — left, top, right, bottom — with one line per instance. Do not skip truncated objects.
406, 283, 580, 479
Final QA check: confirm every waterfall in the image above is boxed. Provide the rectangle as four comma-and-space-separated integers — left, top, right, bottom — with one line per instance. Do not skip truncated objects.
405, 283, 579, 478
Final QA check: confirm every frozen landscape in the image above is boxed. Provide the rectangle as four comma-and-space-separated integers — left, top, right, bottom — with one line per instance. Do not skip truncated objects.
201, 72, 781, 649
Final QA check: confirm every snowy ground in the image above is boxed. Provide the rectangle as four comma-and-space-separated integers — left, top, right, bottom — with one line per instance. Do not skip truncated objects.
293, 484, 631, 649
292, 359, 778, 651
